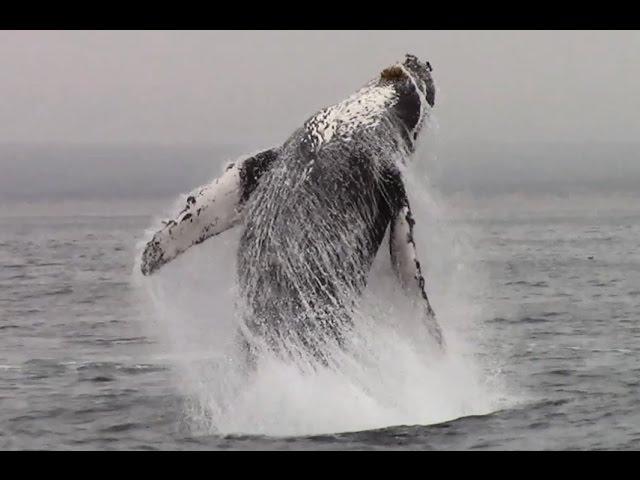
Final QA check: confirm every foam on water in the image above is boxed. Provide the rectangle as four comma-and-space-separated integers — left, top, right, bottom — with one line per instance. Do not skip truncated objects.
132, 142, 514, 437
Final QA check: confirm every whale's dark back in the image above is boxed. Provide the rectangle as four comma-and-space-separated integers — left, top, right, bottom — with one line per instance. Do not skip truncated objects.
236, 122, 406, 358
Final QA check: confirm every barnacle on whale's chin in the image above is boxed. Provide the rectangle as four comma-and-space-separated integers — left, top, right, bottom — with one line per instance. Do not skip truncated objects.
380, 65, 408, 82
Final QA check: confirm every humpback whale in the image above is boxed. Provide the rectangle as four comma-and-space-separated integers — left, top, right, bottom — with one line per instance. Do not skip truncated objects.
141, 54, 444, 363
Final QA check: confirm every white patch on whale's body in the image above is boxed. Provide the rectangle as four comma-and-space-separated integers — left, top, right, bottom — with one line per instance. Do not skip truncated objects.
305, 82, 398, 148
304, 64, 433, 155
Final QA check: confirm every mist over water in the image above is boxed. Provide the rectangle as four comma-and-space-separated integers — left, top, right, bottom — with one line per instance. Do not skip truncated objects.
2, 141, 640, 203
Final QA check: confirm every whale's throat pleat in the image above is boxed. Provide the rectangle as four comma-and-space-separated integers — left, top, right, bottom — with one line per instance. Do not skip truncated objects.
237, 149, 394, 340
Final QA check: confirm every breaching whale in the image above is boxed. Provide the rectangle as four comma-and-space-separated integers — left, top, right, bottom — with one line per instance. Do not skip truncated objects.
140, 54, 444, 363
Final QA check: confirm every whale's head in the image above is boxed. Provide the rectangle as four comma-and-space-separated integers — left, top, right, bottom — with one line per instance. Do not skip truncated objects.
401, 54, 435, 107
378, 54, 435, 147
380, 55, 435, 107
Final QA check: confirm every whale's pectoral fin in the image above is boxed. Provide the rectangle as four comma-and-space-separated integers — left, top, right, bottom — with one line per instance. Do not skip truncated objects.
140, 147, 278, 276
389, 199, 445, 348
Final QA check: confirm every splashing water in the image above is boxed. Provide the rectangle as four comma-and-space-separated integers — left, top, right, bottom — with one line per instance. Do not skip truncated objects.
133, 133, 513, 437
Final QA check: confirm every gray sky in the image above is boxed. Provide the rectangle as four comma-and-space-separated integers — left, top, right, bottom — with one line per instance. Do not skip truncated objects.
1, 30, 639, 146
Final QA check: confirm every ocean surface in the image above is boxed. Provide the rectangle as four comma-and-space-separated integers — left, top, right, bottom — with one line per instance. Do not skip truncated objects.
2, 192, 640, 450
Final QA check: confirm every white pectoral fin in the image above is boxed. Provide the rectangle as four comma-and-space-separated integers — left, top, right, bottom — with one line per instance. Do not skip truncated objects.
140, 147, 280, 276
390, 204, 444, 348
140, 163, 243, 276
